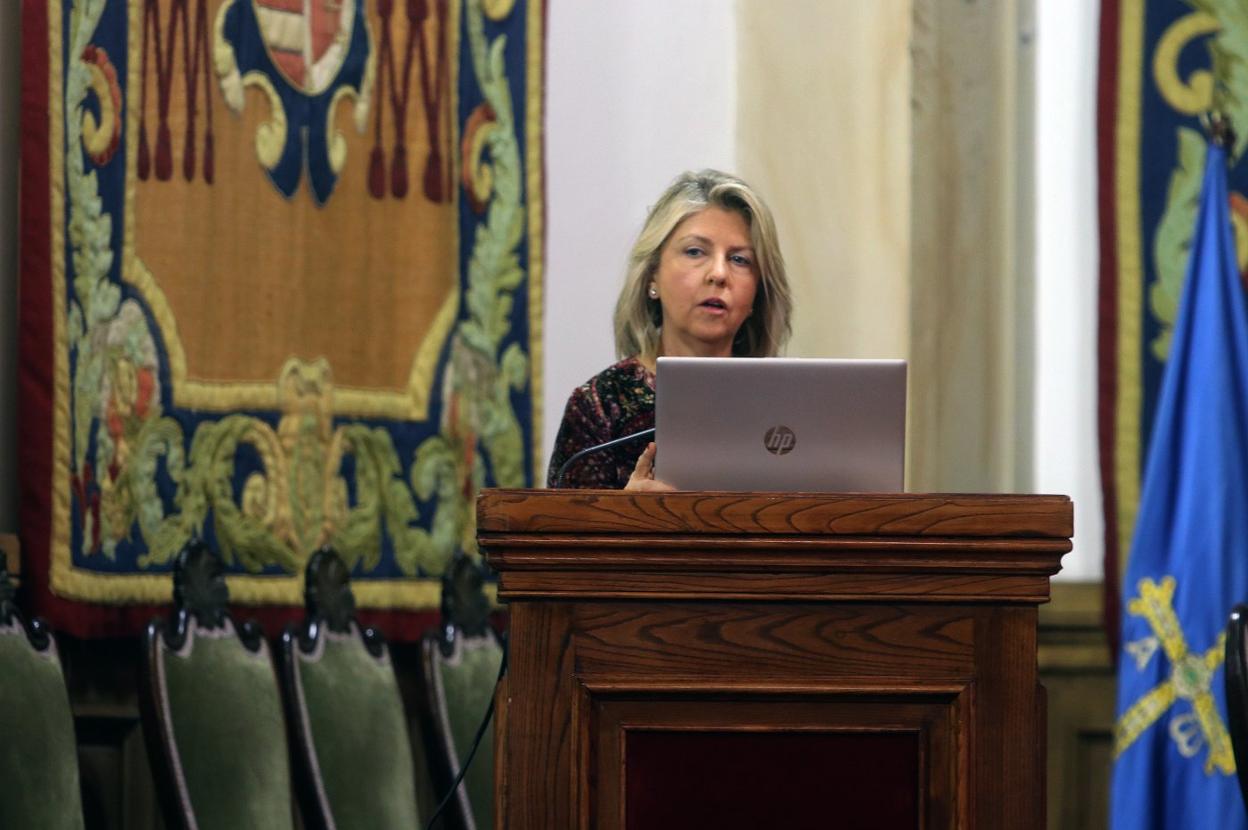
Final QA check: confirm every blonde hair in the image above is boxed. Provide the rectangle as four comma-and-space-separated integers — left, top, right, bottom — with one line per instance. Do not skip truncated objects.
613, 169, 793, 360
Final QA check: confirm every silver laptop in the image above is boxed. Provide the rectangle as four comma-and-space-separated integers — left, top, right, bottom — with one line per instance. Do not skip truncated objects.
655, 357, 907, 492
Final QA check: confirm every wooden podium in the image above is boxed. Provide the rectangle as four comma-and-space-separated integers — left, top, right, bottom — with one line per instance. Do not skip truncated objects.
478, 490, 1072, 829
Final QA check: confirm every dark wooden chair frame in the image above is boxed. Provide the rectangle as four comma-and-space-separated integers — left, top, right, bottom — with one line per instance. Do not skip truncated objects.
0, 560, 53, 652
137, 540, 271, 830
417, 553, 503, 830
278, 547, 394, 830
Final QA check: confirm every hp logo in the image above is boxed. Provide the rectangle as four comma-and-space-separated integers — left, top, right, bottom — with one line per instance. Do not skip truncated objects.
763, 425, 796, 456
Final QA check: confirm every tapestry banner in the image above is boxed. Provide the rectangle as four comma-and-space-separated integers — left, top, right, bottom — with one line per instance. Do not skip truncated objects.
1098, 0, 1248, 636
18, 0, 545, 636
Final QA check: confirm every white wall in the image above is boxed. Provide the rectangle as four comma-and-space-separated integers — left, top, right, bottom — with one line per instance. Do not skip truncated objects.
542, 1, 736, 473
1035, 0, 1103, 580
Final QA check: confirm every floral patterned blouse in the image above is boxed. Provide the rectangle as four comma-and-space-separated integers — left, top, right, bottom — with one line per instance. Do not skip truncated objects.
546, 357, 655, 489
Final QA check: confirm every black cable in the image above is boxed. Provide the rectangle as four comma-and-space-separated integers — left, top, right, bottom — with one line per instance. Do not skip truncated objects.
424, 635, 509, 830
553, 427, 656, 488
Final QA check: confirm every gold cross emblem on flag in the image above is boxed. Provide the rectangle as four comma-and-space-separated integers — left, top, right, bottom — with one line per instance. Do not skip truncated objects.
1114, 576, 1235, 775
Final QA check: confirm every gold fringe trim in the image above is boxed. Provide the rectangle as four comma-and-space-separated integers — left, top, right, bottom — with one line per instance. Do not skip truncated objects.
1113, 0, 1145, 579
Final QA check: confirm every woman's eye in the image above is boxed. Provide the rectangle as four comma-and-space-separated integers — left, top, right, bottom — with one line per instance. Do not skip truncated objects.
730, 254, 753, 266
684, 247, 705, 257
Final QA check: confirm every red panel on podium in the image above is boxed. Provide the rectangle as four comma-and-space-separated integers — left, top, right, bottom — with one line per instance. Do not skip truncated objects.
625, 730, 918, 829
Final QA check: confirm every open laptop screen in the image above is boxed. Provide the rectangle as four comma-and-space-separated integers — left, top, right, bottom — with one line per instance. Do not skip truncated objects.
655, 357, 907, 492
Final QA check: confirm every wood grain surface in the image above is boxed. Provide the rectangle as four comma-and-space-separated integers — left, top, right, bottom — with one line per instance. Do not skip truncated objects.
485, 490, 1068, 829
478, 490, 1072, 537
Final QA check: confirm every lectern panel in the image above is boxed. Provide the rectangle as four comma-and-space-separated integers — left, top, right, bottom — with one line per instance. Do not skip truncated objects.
588, 695, 962, 829
624, 730, 917, 829
572, 602, 977, 682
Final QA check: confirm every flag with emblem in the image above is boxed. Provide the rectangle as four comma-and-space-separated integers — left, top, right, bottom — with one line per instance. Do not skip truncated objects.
1109, 134, 1248, 828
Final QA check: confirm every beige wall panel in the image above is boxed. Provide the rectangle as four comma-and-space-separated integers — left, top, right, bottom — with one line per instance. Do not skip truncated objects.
739, 0, 1033, 493
736, 0, 911, 362
909, 0, 1034, 492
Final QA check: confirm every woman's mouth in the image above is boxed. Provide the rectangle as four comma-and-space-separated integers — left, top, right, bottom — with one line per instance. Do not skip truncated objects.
699, 298, 728, 312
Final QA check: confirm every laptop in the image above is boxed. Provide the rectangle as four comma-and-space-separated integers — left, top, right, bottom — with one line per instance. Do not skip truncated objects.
655, 357, 907, 492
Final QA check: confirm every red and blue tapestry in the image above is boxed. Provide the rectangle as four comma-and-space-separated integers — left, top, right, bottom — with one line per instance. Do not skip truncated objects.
1098, 0, 1248, 642
18, 0, 545, 636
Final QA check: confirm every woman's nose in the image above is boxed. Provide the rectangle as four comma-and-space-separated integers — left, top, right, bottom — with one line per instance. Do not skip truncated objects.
706, 256, 727, 284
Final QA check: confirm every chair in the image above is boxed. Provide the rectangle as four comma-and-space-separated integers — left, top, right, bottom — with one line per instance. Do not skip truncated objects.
138, 541, 295, 830
419, 553, 505, 830
279, 547, 422, 830
1227, 604, 1248, 810
0, 561, 85, 830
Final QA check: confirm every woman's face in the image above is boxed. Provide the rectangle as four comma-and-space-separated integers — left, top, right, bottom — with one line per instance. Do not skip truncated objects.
652, 206, 760, 358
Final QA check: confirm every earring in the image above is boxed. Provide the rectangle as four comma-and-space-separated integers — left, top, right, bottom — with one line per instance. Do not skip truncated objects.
647, 285, 658, 299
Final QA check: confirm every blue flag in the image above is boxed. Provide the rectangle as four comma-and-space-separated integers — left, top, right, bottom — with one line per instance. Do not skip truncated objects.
1110, 140, 1248, 828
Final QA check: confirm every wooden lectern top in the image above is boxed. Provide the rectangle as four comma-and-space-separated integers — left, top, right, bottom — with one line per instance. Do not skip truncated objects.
479, 490, 1072, 606
479, 489, 1072, 538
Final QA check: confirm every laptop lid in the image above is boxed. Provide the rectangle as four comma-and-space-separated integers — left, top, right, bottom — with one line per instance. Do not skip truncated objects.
655, 357, 907, 492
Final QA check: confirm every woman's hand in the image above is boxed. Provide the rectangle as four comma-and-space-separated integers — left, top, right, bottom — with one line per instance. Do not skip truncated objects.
625, 442, 675, 491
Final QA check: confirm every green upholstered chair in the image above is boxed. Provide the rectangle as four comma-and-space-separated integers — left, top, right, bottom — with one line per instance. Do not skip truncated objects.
420, 553, 504, 830
0, 562, 85, 830
138, 541, 295, 830
279, 547, 421, 830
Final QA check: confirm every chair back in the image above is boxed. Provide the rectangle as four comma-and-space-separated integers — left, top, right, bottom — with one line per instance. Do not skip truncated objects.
280, 548, 421, 830
1227, 604, 1248, 810
0, 562, 84, 830
139, 541, 294, 830
420, 554, 503, 830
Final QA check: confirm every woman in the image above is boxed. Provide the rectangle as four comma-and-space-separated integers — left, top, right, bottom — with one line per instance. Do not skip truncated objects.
547, 169, 794, 490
